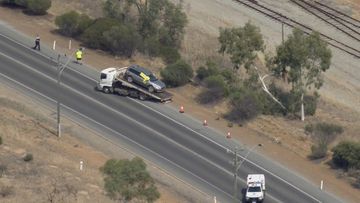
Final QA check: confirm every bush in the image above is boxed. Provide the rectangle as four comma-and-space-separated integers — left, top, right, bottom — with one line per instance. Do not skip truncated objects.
332, 141, 360, 170
81, 18, 120, 49
0, 0, 26, 6
0, 136, 2, 145
103, 24, 140, 57
305, 122, 343, 135
196, 61, 219, 81
309, 143, 328, 159
0, 186, 14, 197
220, 68, 236, 84
197, 75, 228, 104
26, 0, 51, 15
101, 157, 160, 202
225, 87, 263, 122
159, 46, 181, 64
160, 60, 193, 87
306, 122, 343, 160
55, 11, 93, 37
23, 153, 33, 162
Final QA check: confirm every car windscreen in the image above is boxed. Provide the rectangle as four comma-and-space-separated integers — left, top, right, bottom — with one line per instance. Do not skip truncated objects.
100, 73, 107, 79
148, 74, 157, 82
248, 186, 261, 192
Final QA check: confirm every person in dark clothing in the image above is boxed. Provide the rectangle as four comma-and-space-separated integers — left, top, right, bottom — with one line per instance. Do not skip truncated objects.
33, 35, 40, 50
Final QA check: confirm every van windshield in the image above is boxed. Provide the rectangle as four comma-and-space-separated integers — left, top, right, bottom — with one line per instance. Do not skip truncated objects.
100, 73, 107, 80
248, 186, 261, 192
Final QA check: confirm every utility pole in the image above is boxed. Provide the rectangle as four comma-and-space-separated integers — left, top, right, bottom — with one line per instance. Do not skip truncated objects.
233, 146, 239, 203
57, 54, 61, 137
282, 22, 284, 44
232, 144, 263, 202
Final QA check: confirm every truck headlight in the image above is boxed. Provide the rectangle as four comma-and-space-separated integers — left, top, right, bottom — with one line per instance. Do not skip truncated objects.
259, 196, 263, 200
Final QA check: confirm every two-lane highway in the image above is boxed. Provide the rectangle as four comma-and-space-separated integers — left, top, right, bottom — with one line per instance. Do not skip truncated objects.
0, 28, 344, 203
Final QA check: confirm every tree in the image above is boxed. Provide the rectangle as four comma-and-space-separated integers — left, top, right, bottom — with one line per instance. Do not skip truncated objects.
103, 0, 132, 23
26, 0, 51, 15
81, 18, 120, 49
159, 2, 187, 48
271, 29, 332, 121
218, 21, 264, 70
55, 11, 93, 37
101, 157, 160, 202
127, 0, 167, 39
103, 24, 140, 57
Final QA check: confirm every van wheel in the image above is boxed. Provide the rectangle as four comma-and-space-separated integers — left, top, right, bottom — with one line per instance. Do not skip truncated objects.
103, 87, 111, 94
148, 86, 155, 93
127, 76, 133, 83
139, 93, 147, 101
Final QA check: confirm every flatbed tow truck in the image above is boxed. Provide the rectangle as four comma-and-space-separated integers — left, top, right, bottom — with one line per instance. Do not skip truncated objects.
97, 67, 172, 102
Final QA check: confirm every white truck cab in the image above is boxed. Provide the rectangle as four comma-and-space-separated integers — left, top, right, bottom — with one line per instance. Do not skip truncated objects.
246, 174, 265, 203
97, 67, 118, 93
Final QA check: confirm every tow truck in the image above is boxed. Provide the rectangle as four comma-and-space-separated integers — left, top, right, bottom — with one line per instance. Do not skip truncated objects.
97, 67, 172, 102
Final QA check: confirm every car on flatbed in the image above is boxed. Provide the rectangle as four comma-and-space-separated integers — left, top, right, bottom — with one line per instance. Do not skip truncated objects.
97, 66, 172, 102
125, 65, 166, 93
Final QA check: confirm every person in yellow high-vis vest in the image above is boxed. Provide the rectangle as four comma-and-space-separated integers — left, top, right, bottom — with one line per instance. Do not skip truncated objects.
75, 48, 83, 65
139, 72, 150, 84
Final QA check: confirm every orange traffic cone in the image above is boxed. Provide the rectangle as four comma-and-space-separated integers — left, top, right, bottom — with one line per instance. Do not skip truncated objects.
226, 132, 231, 139
179, 106, 185, 113
203, 119, 208, 126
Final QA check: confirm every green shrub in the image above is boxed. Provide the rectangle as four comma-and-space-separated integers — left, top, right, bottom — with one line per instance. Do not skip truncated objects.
332, 141, 360, 170
304, 95, 318, 116
161, 60, 193, 87
81, 18, 120, 49
23, 153, 33, 162
225, 87, 263, 122
197, 75, 228, 104
0, 0, 26, 6
305, 122, 343, 135
309, 143, 328, 159
220, 68, 236, 84
159, 46, 181, 64
196, 61, 219, 81
0, 136, 2, 145
55, 11, 93, 37
101, 157, 160, 202
306, 122, 343, 160
26, 0, 51, 15
103, 24, 140, 57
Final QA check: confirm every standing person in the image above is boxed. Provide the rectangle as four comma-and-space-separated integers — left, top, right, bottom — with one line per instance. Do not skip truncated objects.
75, 48, 83, 65
33, 34, 40, 50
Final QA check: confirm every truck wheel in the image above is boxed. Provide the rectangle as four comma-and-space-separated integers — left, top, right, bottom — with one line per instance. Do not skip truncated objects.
127, 76, 133, 83
103, 87, 111, 94
148, 86, 155, 93
139, 93, 147, 101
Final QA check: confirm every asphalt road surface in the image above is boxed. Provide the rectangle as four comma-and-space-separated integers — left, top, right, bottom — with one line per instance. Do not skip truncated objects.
0, 24, 345, 203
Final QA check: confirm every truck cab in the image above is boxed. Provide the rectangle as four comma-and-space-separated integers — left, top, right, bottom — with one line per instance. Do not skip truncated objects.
246, 174, 265, 203
97, 67, 117, 93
